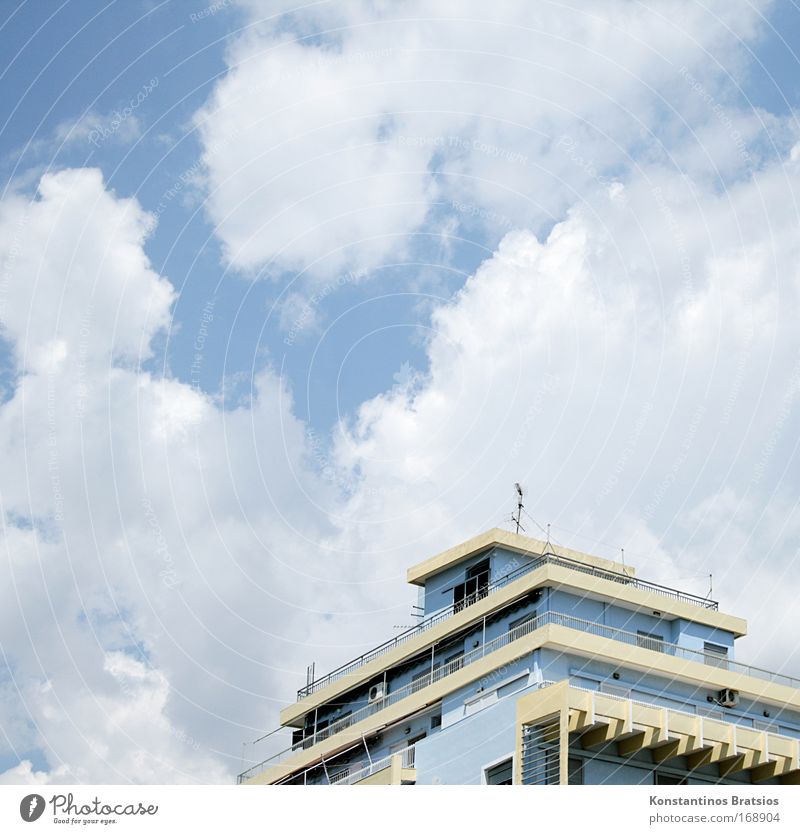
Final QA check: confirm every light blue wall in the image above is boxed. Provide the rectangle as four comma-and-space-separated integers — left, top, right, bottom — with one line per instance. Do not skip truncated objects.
441, 654, 541, 727
420, 550, 493, 615
491, 546, 537, 582
420, 546, 539, 615
673, 619, 736, 659
414, 687, 521, 784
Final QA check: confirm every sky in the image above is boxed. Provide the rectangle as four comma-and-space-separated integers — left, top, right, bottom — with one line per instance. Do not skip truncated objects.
1, 0, 800, 784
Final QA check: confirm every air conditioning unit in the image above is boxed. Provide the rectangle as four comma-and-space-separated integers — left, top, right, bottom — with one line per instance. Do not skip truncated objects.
718, 688, 739, 708
368, 682, 386, 702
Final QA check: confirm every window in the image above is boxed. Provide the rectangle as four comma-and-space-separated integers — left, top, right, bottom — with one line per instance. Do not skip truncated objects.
655, 772, 687, 785
328, 767, 351, 784
509, 611, 537, 633
497, 677, 527, 699
444, 651, 464, 672
637, 631, 665, 652
430, 714, 442, 729
454, 558, 490, 611
567, 758, 584, 785
704, 642, 729, 668
467, 558, 491, 581
485, 757, 513, 785
332, 710, 352, 729
411, 669, 430, 693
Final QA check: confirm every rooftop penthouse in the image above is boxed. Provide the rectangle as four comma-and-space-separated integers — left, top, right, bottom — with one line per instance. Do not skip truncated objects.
239, 528, 800, 786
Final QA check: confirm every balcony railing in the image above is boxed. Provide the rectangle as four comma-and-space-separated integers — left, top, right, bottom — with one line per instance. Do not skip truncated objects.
325, 742, 418, 786
296, 549, 719, 700
238, 610, 799, 784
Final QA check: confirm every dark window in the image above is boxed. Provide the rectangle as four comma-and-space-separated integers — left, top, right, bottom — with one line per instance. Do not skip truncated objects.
485, 757, 513, 785
509, 611, 537, 633
430, 714, 442, 729
328, 766, 350, 784
454, 558, 490, 611
411, 669, 430, 693
655, 772, 688, 785
704, 642, 728, 668
567, 757, 584, 785
333, 710, 352, 728
444, 651, 464, 672
467, 558, 490, 580
637, 631, 665, 652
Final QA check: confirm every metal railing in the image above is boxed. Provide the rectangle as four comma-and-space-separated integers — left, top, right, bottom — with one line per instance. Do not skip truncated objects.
296, 550, 718, 700
549, 612, 800, 689
328, 742, 418, 786
238, 610, 799, 784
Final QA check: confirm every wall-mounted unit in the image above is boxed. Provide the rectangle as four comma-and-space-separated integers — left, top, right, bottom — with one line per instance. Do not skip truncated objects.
368, 682, 387, 702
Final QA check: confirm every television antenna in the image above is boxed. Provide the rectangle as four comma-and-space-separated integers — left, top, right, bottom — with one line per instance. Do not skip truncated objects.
512, 483, 525, 534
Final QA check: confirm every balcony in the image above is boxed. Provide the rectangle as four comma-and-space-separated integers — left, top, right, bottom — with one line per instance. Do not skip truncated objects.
520, 681, 800, 784
296, 550, 719, 700
238, 608, 795, 784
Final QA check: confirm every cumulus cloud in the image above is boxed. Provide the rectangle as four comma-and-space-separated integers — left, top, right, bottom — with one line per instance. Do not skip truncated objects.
329, 143, 800, 671
0, 168, 359, 783
3, 0, 799, 788
197, 0, 772, 281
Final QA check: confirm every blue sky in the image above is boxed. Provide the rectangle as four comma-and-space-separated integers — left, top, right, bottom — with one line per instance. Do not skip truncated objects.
4, 1, 798, 427
0, 0, 470, 427
2, 0, 800, 784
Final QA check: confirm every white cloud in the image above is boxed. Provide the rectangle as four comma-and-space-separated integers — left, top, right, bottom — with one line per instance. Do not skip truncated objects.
0, 168, 356, 783
3, 0, 799, 788
329, 142, 800, 671
197, 0, 772, 281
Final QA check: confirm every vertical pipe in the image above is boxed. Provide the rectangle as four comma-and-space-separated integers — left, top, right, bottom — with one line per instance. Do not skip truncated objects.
482, 615, 487, 656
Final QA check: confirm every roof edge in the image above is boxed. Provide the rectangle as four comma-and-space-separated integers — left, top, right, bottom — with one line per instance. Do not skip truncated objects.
406, 527, 632, 586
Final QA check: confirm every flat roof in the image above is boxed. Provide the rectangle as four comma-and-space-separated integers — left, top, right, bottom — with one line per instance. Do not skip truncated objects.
406, 527, 633, 586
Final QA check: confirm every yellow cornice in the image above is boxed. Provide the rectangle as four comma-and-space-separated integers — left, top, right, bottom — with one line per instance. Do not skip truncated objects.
280, 561, 746, 728
406, 527, 632, 586
252, 622, 786, 785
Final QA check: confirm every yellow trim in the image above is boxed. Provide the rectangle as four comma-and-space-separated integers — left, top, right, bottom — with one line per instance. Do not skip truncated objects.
281, 562, 746, 727
253, 623, 793, 784
252, 630, 551, 784
353, 756, 416, 785
516, 683, 800, 784
406, 527, 631, 586
545, 623, 788, 703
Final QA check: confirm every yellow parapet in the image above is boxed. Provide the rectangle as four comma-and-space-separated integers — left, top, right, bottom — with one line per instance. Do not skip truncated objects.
515, 682, 800, 785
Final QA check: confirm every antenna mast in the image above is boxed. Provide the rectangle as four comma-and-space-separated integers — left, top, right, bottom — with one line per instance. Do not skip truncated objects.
512, 483, 525, 534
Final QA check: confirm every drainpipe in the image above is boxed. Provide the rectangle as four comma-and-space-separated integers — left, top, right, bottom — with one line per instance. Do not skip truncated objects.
482, 615, 487, 656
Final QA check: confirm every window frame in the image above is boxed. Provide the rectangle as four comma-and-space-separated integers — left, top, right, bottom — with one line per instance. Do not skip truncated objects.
482, 753, 515, 785
703, 641, 729, 668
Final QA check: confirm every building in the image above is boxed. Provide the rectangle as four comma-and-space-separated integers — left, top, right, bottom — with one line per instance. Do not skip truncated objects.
238, 528, 800, 785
